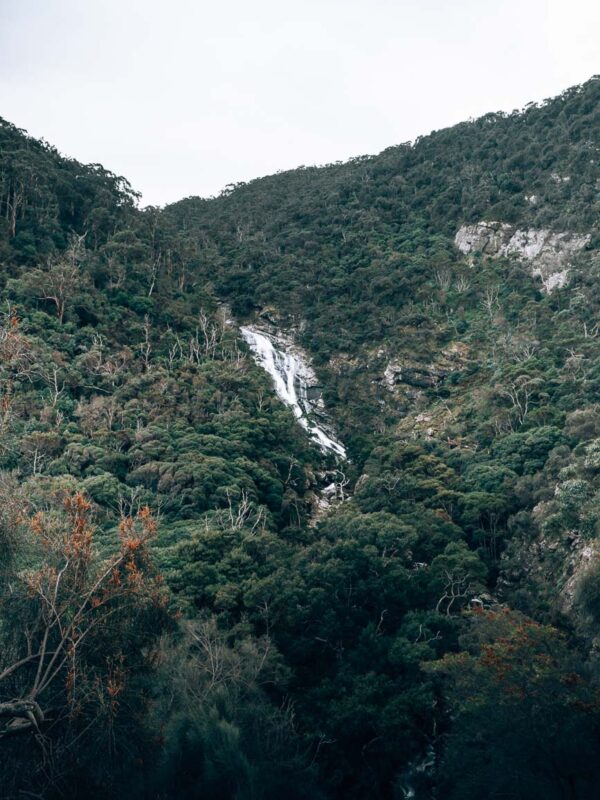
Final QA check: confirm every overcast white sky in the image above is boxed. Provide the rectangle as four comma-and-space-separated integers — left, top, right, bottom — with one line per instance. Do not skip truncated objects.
1, 0, 599, 206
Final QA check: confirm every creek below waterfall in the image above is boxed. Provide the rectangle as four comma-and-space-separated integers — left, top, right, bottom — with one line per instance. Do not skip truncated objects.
240, 325, 346, 459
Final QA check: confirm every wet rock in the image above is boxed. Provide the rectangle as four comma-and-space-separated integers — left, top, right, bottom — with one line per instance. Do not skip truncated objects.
384, 362, 448, 389
241, 325, 346, 458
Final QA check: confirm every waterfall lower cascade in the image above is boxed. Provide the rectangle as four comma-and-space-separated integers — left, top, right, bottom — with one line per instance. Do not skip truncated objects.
240, 326, 346, 459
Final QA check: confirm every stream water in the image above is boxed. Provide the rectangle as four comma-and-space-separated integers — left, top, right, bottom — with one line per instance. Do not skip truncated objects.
240, 326, 346, 459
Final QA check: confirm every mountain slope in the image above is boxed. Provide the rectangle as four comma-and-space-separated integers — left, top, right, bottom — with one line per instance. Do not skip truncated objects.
2, 79, 600, 799
166, 77, 600, 456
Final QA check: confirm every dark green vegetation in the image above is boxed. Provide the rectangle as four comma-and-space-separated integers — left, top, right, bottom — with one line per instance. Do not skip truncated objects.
2, 78, 600, 799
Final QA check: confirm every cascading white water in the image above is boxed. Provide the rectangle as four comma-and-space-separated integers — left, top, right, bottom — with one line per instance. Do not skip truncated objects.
240, 326, 346, 459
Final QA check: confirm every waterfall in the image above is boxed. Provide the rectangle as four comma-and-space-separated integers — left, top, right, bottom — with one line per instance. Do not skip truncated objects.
240, 326, 346, 459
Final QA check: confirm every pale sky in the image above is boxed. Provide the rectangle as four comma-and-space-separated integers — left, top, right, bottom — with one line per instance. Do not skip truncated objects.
1, 0, 599, 207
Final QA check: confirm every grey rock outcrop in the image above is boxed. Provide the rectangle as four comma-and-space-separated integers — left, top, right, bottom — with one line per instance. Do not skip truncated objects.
384, 362, 447, 390
455, 221, 590, 291
455, 221, 513, 257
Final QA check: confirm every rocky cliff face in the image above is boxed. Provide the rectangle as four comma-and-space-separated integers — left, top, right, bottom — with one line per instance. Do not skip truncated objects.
455, 221, 591, 291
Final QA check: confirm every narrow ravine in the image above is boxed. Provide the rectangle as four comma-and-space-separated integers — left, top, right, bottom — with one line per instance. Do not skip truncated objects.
240, 325, 346, 459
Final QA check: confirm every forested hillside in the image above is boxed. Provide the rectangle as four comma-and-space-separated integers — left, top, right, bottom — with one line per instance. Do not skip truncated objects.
2, 78, 600, 799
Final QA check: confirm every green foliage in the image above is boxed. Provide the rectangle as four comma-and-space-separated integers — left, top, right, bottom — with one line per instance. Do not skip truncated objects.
427, 609, 600, 799
2, 77, 600, 798
150, 620, 324, 800
491, 426, 565, 474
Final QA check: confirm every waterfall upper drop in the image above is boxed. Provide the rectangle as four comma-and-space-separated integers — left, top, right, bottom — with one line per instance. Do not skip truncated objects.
240, 326, 347, 459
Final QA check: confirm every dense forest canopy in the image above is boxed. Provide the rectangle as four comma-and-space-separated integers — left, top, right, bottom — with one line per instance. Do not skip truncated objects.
1, 77, 600, 799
